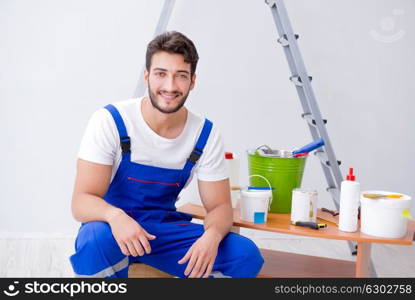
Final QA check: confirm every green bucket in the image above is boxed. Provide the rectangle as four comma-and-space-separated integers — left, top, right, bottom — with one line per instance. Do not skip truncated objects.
247, 150, 307, 213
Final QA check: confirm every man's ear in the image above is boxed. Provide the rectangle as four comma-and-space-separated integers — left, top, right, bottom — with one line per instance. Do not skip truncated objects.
190, 73, 196, 90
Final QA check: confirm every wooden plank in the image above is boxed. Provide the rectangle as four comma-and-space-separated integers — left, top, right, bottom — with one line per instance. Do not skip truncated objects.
178, 203, 415, 246
129, 263, 173, 278
258, 249, 355, 278
128, 249, 355, 278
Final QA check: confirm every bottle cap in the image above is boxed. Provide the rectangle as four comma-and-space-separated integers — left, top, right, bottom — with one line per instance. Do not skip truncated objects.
225, 152, 234, 159
346, 167, 355, 181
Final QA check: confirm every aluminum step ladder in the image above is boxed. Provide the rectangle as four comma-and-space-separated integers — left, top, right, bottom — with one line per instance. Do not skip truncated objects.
265, 0, 344, 213
133, 0, 376, 276
266, 0, 376, 276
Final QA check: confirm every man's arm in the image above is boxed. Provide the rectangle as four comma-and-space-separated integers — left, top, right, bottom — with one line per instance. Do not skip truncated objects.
198, 178, 233, 240
71, 159, 122, 223
178, 178, 233, 278
71, 158, 156, 257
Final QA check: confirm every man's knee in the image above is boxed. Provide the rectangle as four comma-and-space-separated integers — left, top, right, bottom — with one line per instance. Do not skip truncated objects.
219, 233, 264, 277
239, 236, 264, 267
76, 221, 115, 250
70, 221, 128, 277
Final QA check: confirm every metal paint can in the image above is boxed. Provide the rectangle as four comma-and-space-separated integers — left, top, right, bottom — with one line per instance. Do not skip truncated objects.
290, 188, 318, 223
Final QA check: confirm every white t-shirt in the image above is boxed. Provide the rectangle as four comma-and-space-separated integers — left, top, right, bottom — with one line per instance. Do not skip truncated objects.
78, 97, 228, 187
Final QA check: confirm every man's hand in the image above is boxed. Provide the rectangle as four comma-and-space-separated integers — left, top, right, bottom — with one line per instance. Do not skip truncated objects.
177, 229, 221, 278
107, 210, 156, 257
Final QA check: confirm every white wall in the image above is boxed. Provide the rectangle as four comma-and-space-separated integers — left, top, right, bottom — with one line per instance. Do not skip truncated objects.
1, 0, 414, 235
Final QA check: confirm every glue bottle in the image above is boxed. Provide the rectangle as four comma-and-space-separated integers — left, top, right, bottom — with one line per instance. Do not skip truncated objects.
225, 152, 240, 208
338, 167, 360, 232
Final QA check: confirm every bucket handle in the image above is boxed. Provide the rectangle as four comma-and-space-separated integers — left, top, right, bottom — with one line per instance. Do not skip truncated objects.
249, 174, 274, 210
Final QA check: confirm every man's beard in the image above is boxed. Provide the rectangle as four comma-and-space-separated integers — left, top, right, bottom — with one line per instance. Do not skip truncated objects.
148, 83, 190, 114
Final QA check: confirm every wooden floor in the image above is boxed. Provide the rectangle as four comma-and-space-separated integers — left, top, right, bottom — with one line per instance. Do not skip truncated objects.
128, 248, 355, 278
129, 263, 173, 278
1, 231, 414, 277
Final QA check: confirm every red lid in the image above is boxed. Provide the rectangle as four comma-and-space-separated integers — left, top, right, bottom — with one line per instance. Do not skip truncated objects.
346, 167, 355, 181
224, 152, 234, 159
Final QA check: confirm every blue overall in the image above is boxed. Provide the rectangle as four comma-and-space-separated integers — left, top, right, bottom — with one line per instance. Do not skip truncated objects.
69, 104, 264, 278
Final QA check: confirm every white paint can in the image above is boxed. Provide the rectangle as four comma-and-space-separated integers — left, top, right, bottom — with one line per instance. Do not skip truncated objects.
290, 188, 318, 223
360, 190, 412, 238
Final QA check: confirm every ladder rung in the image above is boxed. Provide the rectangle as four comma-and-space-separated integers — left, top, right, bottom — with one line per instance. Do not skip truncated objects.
328, 160, 341, 166
302, 113, 327, 127
315, 151, 341, 167
277, 34, 299, 47
265, 0, 277, 8
289, 75, 312, 86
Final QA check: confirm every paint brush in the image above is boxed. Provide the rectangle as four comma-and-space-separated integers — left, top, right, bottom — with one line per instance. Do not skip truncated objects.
362, 193, 403, 199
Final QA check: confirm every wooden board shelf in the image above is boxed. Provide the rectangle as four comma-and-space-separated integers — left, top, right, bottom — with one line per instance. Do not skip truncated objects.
178, 203, 415, 245
176, 203, 415, 277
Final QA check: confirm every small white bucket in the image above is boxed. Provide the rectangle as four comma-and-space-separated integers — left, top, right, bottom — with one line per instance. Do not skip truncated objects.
360, 190, 412, 238
240, 189, 272, 223
239, 174, 273, 223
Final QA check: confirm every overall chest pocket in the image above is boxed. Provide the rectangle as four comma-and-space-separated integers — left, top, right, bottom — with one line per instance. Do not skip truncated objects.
127, 177, 180, 187
125, 176, 182, 204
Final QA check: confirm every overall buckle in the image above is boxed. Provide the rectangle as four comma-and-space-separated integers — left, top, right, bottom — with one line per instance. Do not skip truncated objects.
120, 136, 131, 153
188, 147, 203, 164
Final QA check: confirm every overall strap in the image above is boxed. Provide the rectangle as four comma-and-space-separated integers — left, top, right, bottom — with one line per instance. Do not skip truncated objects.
181, 119, 213, 186
104, 104, 131, 159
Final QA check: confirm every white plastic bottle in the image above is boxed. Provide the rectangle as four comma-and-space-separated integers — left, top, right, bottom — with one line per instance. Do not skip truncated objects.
225, 152, 240, 208
338, 167, 360, 232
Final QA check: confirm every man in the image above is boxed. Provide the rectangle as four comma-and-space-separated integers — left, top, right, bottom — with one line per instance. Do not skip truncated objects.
69, 31, 264, 278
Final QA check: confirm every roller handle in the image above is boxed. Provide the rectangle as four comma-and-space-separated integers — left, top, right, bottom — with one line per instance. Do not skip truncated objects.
292, 138, 325, 155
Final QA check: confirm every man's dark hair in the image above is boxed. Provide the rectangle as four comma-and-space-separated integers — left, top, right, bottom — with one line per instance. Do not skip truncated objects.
146, 31, 199, 76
